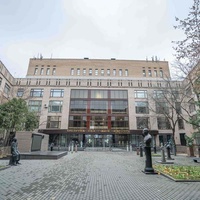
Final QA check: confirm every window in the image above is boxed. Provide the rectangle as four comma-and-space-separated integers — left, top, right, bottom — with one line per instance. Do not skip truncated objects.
154, 90, 165, 98
28, 100, 42, 112
90, 101, 108, 113
47, 116, 61, 128
91, 90, 108, 98
89, 68, 92, 75
69, 116, 87, 129
178, 118, 184, 129
50, 89, 64, 97
119, 69, 122, 76
160, 69, 163, 77
186, 87, 192, 96
71, 68, 74, 75
175, 102, 182, 114
125, 69, 128, 76
71, 90, 88, 98
111, 90, 128, 99
148, 70, 152, 77
189, 99, 196, 113
156, 102, 169, 114
136, 117, 149, 129
90, 116, 108, 129
191, 115, 198, 129
0, 77, 2, 85
101, 69, 104, 76
157, 117, 171, 129
83, 68, 86, 75
142, 69, 146, 77
134, 90, 147, 98
154, 70, 157, 77
52, 68, 56, 75
34, 68, 38, 75
95, 69, 98, 76
107, 69, 110, 76
135, 102, 149, 114
40, 68, 44, 75
48, 100, 63, 112
70, 100, 87, 113
180, 133, 186, 146
17, 88, 24, 97
111, 116, 129, 129
30, 89, 43, 97
77, 68, 80, 76
172, 90, 179, 99
4, 83, 10, 95
111, 101, 128, 113
113, 69, 116, 76
46, 68, 50, 75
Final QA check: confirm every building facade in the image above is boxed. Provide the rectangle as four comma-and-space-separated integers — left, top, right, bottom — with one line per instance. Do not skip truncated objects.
0, 58, 194, 150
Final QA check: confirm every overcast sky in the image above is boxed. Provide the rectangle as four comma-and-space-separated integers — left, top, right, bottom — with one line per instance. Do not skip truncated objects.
0, 0, 194, 78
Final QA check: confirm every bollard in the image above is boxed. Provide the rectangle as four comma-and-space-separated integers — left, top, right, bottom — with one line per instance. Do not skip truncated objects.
161, 143, 166, 162
127, 144, 129, 152
75, 144, 77, 153
139, 142, 143, 157
137, 147, 139, 155
130, 143, 132, 152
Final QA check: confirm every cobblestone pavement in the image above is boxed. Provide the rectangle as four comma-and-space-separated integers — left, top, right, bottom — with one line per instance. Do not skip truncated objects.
0, 152, 200, 200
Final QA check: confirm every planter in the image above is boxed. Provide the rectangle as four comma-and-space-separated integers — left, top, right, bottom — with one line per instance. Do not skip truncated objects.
187, 146, 194, 157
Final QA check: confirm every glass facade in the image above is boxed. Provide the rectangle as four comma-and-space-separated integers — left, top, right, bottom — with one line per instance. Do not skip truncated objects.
69, 89, 129, 130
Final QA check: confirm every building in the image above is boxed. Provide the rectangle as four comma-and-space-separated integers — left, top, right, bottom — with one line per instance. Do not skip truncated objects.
0, 58, 194, 150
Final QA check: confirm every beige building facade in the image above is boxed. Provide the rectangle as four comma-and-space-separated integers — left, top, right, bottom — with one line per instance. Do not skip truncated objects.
0, 58, 194, 151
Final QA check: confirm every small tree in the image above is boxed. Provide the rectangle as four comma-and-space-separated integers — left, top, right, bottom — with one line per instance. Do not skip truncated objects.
0, 98, 39, 146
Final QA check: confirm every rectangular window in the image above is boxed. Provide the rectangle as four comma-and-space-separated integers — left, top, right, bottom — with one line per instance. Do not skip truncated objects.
136, 117, 149, 129
160, 69, 163, 77
111, 90, 128, 99
17, 88, 24, 97
48, 100, 63, 113
175, 102, 182, 114
28, 100, 42, 112
91, 90, 108, 98
111, 116, 129, 130
71, 68, 74, 75
148, 70, 152, 77
101, 69, 104, 76
90, 116, 108, 129
107, 69, 110, 76
69, 116, 87, 129
40, 68, 44, 75
134, 90, 147, 98
135, 102, 149, 114
77, 68, 80, 76
156, 102, 169, 114
89, 68, 92, 76
90, 100, 108, 113
157, 117, 171, 129
0, 77, 2, 85
119, 69, 122, 76
142, 70, 146, 77
4, 83, 10, 95
125, 69, 128, 76
111, 100, 128, 113
189, 99, 196, 113
47, 116, 61, 128
180, 133, 186, 146
52, 68, 56, 75
172, 90, 179, 99
186, 87, 192, 96
154, 90, 165, 98
50, 89, 64, 97
34, 68, 38, 75
71, 90, 88, 98
95, 69, 98, 76
178, 118, 184, 129
70, 100, 87, 113
46, 68, 50, 75
113, 69, 116, 76
30, 89, 44, 97
83, 68, 86, 76
154, 70, 157, 77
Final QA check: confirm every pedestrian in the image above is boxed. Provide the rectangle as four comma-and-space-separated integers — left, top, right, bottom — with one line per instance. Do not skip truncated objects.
50, 142, 54, 151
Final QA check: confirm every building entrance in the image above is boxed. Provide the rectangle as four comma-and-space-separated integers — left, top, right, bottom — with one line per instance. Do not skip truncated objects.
85, 134, 112, 148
